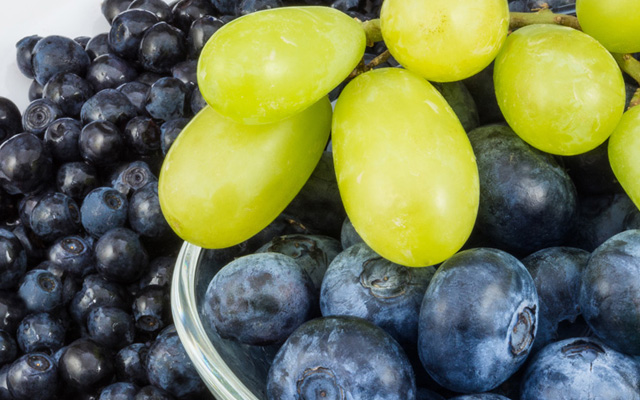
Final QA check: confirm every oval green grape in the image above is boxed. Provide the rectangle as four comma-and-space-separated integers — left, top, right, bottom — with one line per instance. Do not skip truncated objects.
332, 68, 479, 267
197, 6, 365, 125
158, 97, 332, 249
577, 0, 640, 54
494, 24, 626, 156
609, 106, 640, 209
380, 0, 509, 82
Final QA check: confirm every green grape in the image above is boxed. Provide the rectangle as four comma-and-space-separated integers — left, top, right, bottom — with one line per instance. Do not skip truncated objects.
197, 6, 365, 125
494, 24, 626, 156
380, 0, 509, 82
332, 68, 479, 267
158, 97, 332, 249
577, 0, 640, 54
609, 106, 640, 209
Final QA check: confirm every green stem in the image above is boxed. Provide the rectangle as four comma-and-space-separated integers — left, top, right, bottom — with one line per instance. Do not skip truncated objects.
630, 88, 640, 109
613, 53, 640, 89
509, 9, 581, 31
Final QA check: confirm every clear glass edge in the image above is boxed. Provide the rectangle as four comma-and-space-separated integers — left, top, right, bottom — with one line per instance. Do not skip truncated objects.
171, 241, 261, 400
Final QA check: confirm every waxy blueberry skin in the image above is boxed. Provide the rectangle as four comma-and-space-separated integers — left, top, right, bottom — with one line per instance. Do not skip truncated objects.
418, 248, 538, 393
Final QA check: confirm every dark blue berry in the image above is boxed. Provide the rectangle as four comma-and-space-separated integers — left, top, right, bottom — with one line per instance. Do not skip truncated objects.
7, 353, 58, 400
95, 228, 148, 283
85, 33, 111, 61
102, 0, 135, 23
87, 306, 135, 349
74, 36, 91, 48
0, 229, 27, 290
79, 120, 125, 166
267, 316, 416, 399
99, 382, 139, 400
110, 160, 157, 196
171, 60, 197, 88
128, 183, 170, 238
29, 192, 81, 242
145, 77, 189, 121
56, 162, 100, 200
69, 274, 130, 324
171, 0, 216, 32
43, 118, 83, 163
0, 293, 27, 333
17, 269, 63, 313
136, 72, 163, 86
159, 118, 188, 155
129, 0, 174, 21
12, 224, 46, 264
31, 35, 90, 86
22, 98, 61, 136
58, 338, 114, 391
0, 330, 17, 365
115, 343, 150, 386
47, 235, 94, 276
132, 285, 169, 336
15, 35, 41, 79
28, 81, 43, 102
16, 312, 66, 354
109, 9, 159, 60
81, 187, 128, 238
117, 81, 150, 115
0, 97, 22, 143
42, 73, 94, 118
86, 54, 138, 92
238, 0, 283, 15
146, 326, 205, 398
341, 216, 364, 249
134, 385, 175, 400
0, 365, 9, 400
80, 88, 138, 127
139, 257, 173, 289
187, 15, 224, 59
124, 116, 161, 155
189, 86, 207, 115
139, 22, 187, 74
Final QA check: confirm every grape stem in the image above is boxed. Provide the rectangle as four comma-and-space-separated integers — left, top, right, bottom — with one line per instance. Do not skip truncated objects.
348, 50, 391, 79
629, 88, 640, 110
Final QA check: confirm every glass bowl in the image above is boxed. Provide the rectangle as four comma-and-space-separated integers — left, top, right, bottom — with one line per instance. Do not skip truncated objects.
171, 241, 280, 400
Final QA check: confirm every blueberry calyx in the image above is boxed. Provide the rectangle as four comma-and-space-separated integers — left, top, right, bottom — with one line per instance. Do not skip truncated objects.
27, 354, 51, 371
359, 257, 410, 299
296, 366, 344, 400
509, 304, 536, 356
61, 237, 85, 254
561, 339, 605, 362
37, 273, 57, 293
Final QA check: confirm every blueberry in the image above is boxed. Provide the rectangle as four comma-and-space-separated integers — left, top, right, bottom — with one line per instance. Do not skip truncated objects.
132, 285, 170, 336
449, 395, 511, 400
0, 365, 9, 400
17, 269, 63, 313
267, 316, 416, 399
102, 0, 135, 23
136, 72, 163, 86
257, 234, 342, 294
47, 235, 94, 276
189, 86, 207, 115
210, 0, 235, 15
29, 192, 81, 242
340, 216, 364, 249
95, 228, 148, 283
79, 120, 125, 166
115, 343, 150, 386
159, 118, 188, 155
16, 312, 66, 354
521, 338, 640, 399
139, 22, 187, 74
58, 338, 114, 391
7, 353, 58, 400
99, 382, 139, 400
134, 385, 175, 400
171, 60, 197, 88
0, 97, 22, 143
81, 187, 128, 238
187, 15, 224, 59
109, 9, 159, 60
128, 182, 171, 238
138, 256, 174, 289
86, 54, 138, 91
0, 133, 52, 194
170, 0, 216, 32
123, 116, 161, 155
70, 274, 130, 324
238, 0, 283, 15
110, 160, 157, 196
145, 77, 189, 121
12, 224, 46, 264
0, 189, 19, 226
0, 293, 27, 333
579, 229, 640, 355
128, 0, 173, 22
42, 73, 94, 117
462, 63, 503, 126
0, 229, 27, 290
145, 325, 205, 398
56, 162, 99, 200
87, 306, 135, 349
117, 81, 150, 115
28, 81, 43, 102
204, 252, 317, 345
31, 35, 90, 86
418, 248, 538, 393
44, 118, 83, 164
85, 33, 111, 61
15, 35, 42, 79
0, 330, 17, 365
22, 98, 62, 135
320, 242, 435, 347
522, 247, 590, 352
468, 124, 577, 256
561, 140, 622, 195
80, 88, 138, 128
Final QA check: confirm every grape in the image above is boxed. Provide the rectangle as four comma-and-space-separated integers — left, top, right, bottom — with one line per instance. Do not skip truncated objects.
494, 24, 625, 156
332, 68, 479, 267
158, 97, 332, 249
380, 0, 509, 82
577, 0, 640, 54
197, 6, 365, 125
608, 106, 640, 209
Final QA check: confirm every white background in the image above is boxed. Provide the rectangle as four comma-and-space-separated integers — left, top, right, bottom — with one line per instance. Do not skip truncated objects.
0, 1, 165, 112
